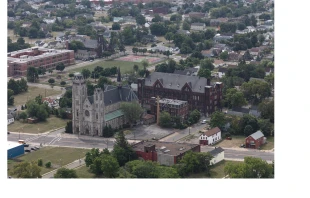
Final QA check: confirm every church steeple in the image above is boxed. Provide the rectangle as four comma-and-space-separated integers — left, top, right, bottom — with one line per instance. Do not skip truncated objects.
117, 67, 121, 83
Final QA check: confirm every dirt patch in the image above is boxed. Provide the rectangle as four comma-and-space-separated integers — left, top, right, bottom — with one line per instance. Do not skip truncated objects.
214, 136, 245, 148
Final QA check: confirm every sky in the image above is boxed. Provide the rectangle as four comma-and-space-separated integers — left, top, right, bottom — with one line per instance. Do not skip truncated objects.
1, 1, 310, 198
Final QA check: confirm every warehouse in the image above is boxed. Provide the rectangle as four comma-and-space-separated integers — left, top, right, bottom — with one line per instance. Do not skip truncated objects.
8, 141, 24, 159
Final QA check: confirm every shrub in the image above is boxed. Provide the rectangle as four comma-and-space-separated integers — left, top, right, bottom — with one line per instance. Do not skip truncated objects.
60, 81, 66, 86
38, 159, 43, 166
45, 161, 52, 168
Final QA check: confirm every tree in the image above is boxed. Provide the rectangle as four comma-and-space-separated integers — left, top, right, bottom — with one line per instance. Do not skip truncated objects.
27, 67, 39, 83
219, 51, 229, 61
150, 22, 167, 36
8, 89, 14, 105
165, 32, 174, 43
65, 121, 72, 133
133, 64, 139, 73
54, 168, 78, 178
90, 157, 104, 175
240, 114, 259, 135
210, 111, 226, 130
224, 157, 273, 178
258, 100, 274, 123
183, 21, 190, 30
48, 78, 55, 86
36, 105, 48, 121
38, 159, 43, 167
179, 151, 213, 176
45, 162, 52, 168
224, 88, 247, 108
188, 109, 201, 125
197, 68, 211, 79
35, 95, 43, 105
112, 22, 121, 30
101, 155, 120, 178
159, 111, 172, 128
10, 161, 42, 178
56, 63, 65, 72
81, 68, 91, 79
135, 14, 146, 25
120, 102, 143, 127
38, 67, 46, 76
26, 100, 40, 117
60, 81, 66, 86
258, 119, 273, 137
132, 161, 159, 178
241, 80, 271, 104
244, 125, 253, 136
19, 112, 28, 122
69, 73, 74, 78
97, 76, 111, 89
48, 69, 53, 74
200, 58, 214, 71
85, 148, 101, 167
112, 131, 136, 166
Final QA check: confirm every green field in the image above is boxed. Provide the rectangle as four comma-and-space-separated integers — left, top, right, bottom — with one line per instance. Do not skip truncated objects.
260, 136, 274, 150
12, 86, 62, 106
8, 116, 69, 134
71, 60, 143, 74
7, 147, 89, 176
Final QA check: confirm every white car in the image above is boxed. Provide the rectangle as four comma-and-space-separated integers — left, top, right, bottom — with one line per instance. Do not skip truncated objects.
201, 120, 207, 124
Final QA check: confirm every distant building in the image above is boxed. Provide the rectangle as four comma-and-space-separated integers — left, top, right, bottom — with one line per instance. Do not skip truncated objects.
190, 23, 206, 31
8, 141, 25, 159
199, 127, 222, 145
7, 47, 75, 77
7, 114, 14, 125
209, 147, 224, 165
245, 131, 266, 149
132, 141, 201, 166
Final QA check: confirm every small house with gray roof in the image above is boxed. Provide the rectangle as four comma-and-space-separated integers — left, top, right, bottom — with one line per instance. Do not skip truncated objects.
71, 69, 138, 136
245, 130, 266, 149
137, 72, 223, 116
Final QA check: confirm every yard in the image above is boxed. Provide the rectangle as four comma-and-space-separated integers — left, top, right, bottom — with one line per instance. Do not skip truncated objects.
71, 60, 143, 74
12, 86, 62, 106
8, 116, 69, 133
75, 165, 105, 178
7, 146, 89, 176
214, 135, 246, 148
260, 136, 274, 150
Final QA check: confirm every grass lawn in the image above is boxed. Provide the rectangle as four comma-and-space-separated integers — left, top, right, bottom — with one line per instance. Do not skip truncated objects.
8, 116, 69, 133
214, 135, 246, 148
7, 147, 89, 176
260, 136, 274, 150
12, 86, 62, 106
75, 165, 106, 178
71, 60, 143, 74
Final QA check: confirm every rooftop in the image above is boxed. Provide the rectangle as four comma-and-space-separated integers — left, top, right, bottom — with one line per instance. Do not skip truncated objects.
132, 141, 200, 156
157, 98, 188, 106
8, 141, 22, 150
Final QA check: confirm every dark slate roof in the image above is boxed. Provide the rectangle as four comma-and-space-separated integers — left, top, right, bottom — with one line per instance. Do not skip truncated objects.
104, 85, 138, 105
87, 96, 94, 104
209, 147, 224, 156
249, 130, 264, 140
83, 39, 98, 49
144, 72, 210, 93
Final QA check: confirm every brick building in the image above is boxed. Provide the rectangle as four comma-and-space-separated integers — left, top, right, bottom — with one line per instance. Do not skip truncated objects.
132, 141, 201, 166
149, 97, 188, 122
137, 72, 223, 116
7, 47, 75, 77
245, 130, 266, 149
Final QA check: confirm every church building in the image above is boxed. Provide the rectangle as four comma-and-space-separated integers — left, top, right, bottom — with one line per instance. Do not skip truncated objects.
71, 69, 138, 136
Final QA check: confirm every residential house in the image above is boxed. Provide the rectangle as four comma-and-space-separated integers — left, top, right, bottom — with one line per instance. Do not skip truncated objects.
226, 106, 261, 118
201, 49, 214, 58
190, 23, 206, 31
123, 16, 136, 23
199, 127, 222, 145
75, 49, 97, 60
209, 147, 224, 165
210, 18, 228, 27
113, 17, 124, 23
227, 51, 242, 62
218, 67, 227, 78
43, 17, 56, 24
7, 114, 14, 125
245, 130, 266, 149
142, 35, 157, 43
213, 59, 226, 68
132, 141, 201, 166
213, 34, 233, 43
176, 30, 190, 36
188, 12, 206, 19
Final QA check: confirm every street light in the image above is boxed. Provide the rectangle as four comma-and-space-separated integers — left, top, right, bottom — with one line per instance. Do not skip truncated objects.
189, 127, 191, 135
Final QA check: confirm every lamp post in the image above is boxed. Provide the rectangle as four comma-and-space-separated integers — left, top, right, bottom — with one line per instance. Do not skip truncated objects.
189, 127, 191, 135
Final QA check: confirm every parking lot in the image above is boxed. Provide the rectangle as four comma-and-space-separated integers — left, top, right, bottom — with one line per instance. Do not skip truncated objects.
125, 124, 175, 141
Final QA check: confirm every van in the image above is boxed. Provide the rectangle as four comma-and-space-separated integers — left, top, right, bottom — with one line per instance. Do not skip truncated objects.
18, 140, 25, 144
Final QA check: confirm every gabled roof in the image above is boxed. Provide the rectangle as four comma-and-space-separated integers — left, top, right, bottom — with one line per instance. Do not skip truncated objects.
203, 127, 221, 137
209, 147, 224, 156
104, 85, 138, 105
249, 130, 264, 140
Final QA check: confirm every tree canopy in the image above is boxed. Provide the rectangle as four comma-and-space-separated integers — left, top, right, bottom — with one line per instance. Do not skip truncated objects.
54, 168, 78, 178
10, 161, 42, 178
120, 102, 143, 127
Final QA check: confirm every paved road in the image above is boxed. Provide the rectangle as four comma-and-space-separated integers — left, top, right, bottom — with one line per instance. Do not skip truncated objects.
201, 146, 274, 163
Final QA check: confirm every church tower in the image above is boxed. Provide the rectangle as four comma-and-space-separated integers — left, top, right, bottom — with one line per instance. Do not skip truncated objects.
72, 73, 87, 135
93, 88, 105, 136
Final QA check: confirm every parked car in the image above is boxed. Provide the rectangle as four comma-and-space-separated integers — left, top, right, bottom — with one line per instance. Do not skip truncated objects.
7, 132, 10, 134
34, 146, 40, 150
226, 137, 232, 140
24, 144, 29, 147
240, 144, 245, 148
200, 120, 207, 124
25, 150, 31, 153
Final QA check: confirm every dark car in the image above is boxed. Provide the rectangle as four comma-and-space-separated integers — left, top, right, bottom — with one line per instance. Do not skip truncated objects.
25, 150, 31, 153
7, 132, 10, 134
34, 146, 40, 150
240, 144, 245, 148
24, 144, 29, 147
31, 148, 36, 150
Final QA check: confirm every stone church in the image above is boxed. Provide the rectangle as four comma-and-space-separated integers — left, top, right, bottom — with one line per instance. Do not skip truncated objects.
72, 70, 138, 136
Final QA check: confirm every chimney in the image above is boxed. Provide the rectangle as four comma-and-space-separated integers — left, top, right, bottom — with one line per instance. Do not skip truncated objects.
65, 40, 69, 49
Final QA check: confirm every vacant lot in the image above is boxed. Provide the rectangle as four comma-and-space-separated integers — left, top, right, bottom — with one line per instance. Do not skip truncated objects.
260, 136, 274, 150
12, 86, 62, 106
214, 136, 246, 148
8, 116, 68, 133
7, 147, 89, 176
71, 60, 143, 74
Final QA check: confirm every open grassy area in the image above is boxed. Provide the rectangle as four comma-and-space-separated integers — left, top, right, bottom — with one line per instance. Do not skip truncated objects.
12, 86, 62, 106
214, 135, 246, 148
7, 147, 89, 176
8, 116, 69, 133
71, 60, 143, 74
209, 160, 243, 178
260, 136, 274, 150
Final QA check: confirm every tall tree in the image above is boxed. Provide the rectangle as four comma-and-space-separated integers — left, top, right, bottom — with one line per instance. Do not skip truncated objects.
241, 80, 271, 104
165, 32, 174, 43
8, 89, 14, 105
210, 111, 226, 130
112, 131, 136, 166
120, 102, 143, 127
197, 68, 211, 79
159, 111, 172, 128
101, 155, 120, 178
54, 168, 78, 178
258, 100, 274, 123
10, 161, 42, 178
27, 67, 39, 83
224, 88, 247, 108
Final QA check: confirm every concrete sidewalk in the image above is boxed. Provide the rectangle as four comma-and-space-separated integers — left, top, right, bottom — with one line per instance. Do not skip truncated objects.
42, 158, 86, 178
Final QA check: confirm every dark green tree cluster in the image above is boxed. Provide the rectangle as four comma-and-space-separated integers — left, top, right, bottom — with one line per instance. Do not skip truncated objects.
159, 111, 172, 128
91, 66, 118, 79
9, 161, 42, 178
119, 102, 144, 128
68, 40, 85, 52
226, 62, 266, 82
102, 125, 115, 138
26, 98, 50, 121
241, 80, 271, 104
26, 67, 39, 83
7, 78, 28, 95
188, 109, 201, 125
155, 59, 177, 73
54, 168, 78, 178
8, 37, 31, 52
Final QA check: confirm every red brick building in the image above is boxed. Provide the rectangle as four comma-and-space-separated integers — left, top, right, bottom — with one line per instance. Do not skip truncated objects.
137, 72, 223, 116
132, 141, 200, 166
149, 98, 188, 122
245, 131, 266, 149
7, 47, 75, 77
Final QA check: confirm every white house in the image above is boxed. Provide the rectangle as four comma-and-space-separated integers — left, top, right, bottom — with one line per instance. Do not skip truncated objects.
7, 114, 14, 125
190, 23, 206, 31
209, 147, 224, 165
199, 127, 222, 145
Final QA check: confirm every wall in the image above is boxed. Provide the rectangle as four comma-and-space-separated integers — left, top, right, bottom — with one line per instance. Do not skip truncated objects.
210, 151, 224, 165
200, 131, 221, 145
8, 144, 24, 159
135, 150, 157, 162
157, 153, 175, 166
